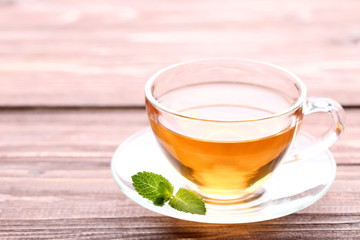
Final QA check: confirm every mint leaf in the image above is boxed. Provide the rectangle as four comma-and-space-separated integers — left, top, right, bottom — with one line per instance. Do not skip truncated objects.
169, 188, 206, 215
131, 172, 206, 215
131, 171, 174, 205
153, 182, 173, 206
158, 182, 173, 200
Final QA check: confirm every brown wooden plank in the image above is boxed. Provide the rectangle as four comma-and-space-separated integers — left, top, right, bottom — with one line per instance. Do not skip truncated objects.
0, 108, 357, 164
0, 109, 358, 238
0, 165, 359, 219
0, 0, 359, 106
0, 109, 358, 214
0, 165, 359, 238
0, 215, 359, 239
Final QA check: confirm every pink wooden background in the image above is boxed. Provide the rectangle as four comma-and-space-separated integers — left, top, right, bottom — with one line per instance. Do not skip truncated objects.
0, 0, 359, 238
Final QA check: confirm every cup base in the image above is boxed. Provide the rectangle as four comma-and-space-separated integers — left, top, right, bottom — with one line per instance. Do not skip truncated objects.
200, 188, 270, 215
185, 180, 268, 207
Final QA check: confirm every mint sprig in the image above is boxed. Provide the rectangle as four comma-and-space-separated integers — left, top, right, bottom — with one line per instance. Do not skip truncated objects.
131, 171, 206, 215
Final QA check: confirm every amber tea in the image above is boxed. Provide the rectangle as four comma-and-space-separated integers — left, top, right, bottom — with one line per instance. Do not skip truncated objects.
147, 83, 302, 197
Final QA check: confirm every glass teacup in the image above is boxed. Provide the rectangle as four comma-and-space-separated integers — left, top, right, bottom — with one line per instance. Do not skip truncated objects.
145, 58, 345, 203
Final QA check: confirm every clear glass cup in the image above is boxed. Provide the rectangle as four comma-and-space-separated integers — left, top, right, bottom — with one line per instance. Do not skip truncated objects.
145, 58, 345, 203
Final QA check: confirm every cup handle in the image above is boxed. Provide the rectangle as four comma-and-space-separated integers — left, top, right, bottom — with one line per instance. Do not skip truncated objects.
287, 97, 345, 162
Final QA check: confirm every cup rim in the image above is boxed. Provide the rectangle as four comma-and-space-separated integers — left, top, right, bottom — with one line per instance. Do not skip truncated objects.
145, 58, 307, 123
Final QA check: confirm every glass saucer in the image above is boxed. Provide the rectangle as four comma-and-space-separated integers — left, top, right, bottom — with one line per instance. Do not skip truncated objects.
111, 128, 336, 224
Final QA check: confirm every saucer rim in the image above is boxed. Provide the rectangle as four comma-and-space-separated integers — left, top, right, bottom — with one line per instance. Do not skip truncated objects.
111, 127, 336, 224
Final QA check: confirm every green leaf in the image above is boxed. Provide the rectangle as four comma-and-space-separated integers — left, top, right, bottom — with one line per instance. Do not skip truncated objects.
131, 172, 207, 215
153, 182, 173, 206
153, 195, 167, 206
169, 188, 206, 215
131, 171, 174, 205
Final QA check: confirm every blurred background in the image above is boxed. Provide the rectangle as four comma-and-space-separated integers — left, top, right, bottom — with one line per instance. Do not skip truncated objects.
1, 0, 359, 107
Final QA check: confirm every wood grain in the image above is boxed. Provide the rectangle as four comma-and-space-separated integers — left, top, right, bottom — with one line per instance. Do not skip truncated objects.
0, 215, 359, 239
1, 0, 359, 238
0, 0, 360, 106
0, 109, 359, 239
0, 165, 359, 219
0, 109, 357, 165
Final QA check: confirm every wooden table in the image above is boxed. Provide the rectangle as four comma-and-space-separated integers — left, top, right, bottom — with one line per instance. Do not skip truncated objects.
1, 0, 359, 239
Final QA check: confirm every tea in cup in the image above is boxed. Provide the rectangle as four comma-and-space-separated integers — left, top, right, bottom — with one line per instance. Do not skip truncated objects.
145, 59, 345, 203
